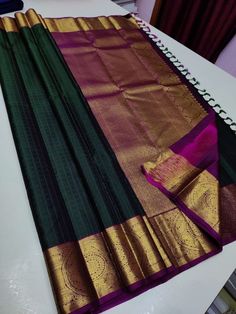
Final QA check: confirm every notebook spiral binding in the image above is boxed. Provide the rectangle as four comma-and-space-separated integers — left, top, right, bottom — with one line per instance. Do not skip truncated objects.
134, 16, 236, 134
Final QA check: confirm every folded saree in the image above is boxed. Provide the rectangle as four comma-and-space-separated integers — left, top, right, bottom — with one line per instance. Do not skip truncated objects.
0, 9, 236, 314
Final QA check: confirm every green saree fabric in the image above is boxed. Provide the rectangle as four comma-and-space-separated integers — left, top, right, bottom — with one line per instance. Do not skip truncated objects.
0, 9, 236, 314
0, 16, 145, 248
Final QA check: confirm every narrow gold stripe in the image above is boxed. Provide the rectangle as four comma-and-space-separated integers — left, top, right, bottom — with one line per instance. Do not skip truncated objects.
127, 16, 139, 27
76, 18, 90, 31
1, 17, 18, 32
37, 14, 47, 29
98, 16, 114, 30
25, 8, 42, 27
108, 16, 138, 30
44, 19, 60, 32
107, 16, 123, 30
15, 12, 30, 28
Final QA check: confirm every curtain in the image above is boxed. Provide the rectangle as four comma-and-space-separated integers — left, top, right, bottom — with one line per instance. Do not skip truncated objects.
151, 0, 236, 62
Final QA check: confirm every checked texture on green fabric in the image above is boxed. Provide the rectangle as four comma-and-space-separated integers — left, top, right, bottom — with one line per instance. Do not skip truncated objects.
0, 23, 145, 249
1, 10, 236, 314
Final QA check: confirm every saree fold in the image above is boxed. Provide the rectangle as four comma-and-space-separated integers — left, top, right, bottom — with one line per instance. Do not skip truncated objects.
0, 9, 235, 314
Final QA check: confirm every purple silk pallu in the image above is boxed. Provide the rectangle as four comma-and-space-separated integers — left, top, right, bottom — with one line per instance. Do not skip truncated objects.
0, 9, 236, 314
51, 17, 236, 245
50, 14, 236, 311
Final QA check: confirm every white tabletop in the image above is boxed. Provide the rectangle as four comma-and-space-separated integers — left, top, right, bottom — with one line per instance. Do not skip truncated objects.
0, 1, 236, 314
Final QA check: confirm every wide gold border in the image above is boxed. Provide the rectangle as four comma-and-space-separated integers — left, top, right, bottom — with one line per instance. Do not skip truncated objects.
144, 149, 219, 232
45, 214, 217, 313
45, 215, 170, 313
43, 15, 138, 32
0, 17, 18, 32
0, 9, 138, 32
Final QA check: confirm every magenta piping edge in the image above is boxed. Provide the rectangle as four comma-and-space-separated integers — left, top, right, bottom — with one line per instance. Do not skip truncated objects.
70, 247, 220, 314
170, 112, 216, 151
170, 113, 219, 178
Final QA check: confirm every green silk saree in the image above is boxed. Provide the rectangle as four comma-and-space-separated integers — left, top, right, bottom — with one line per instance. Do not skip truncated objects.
0, 9, 235, 314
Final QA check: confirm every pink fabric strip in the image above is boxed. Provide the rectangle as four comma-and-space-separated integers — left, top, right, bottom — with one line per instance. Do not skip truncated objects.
170, 111, 219, 178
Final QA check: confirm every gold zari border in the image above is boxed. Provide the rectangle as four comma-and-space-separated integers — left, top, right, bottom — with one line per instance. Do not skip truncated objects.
0, 10, 221, 314
45, 216, 170, 313
0, 9, 138, 32
144, 149, 219, 232
45, 215, 217, 314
